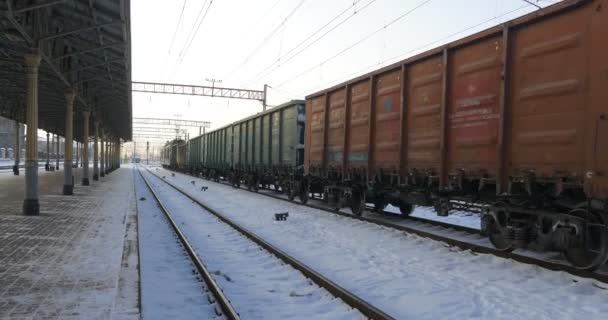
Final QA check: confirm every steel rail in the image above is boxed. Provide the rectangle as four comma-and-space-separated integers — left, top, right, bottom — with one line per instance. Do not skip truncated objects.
136, 168, 241, 320
143, 167, 396, 320
162, 167, 608, 286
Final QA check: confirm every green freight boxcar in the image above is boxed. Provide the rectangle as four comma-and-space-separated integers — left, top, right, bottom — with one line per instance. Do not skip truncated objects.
230, 100, 305, 194
161, 139, 187, 171
188, 135, 202, 174
189, 100, 305, 195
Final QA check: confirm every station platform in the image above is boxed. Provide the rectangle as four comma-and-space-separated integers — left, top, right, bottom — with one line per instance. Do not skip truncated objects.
0, 166, 139, 320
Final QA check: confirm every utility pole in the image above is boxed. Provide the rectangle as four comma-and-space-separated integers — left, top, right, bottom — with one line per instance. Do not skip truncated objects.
173, 113, 183, 139
263, 84, 269, 111
146, 141, 149, 164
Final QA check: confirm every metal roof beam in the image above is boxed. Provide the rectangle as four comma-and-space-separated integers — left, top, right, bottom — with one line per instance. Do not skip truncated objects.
66, 58, 124, 74
12, 0, 68, 14
51, 42, 124, 61
40, 20, 123, 42
3, 0, 88, 110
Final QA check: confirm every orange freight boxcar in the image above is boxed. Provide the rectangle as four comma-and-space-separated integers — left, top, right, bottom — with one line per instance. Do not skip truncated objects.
302, 0, 608, 270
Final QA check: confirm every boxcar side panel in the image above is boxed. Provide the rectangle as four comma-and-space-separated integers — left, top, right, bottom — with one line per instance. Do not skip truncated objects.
246, 120, 253, 166
405, 55, 444, 172
373, 69, 402, 172
308, 96, 326, 170
210, 131, 215, 167
447, 36, 502, 177
271, 111, 281, 164
507, 8, 588, 178
254, 117, 262, 165
207, 133, 212, 166
588, 2, 608, 198
296, 103, 306, 167
201, 135, 206, 166
281, 105, 297, 166
225, 127, 232, 168
262, 114, 271, 166
327, 88, 346, 168
346, 80, 370, 169
239, 123, 247, 167
233, 124, 241, 166
221, 128, 226, 167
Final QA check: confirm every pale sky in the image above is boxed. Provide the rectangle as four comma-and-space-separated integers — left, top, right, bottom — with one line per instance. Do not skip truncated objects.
128, 0, 558, 154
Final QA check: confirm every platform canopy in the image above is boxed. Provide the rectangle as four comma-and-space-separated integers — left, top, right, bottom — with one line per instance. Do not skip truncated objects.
0, 0, 132, 141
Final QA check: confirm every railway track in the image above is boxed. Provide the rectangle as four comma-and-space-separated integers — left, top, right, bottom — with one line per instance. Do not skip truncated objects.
155, 167, 608, 286
137, 168, 241, 320
139, 167, 395, 320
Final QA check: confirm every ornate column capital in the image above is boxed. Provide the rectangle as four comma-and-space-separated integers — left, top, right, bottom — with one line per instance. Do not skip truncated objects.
24, 50, 41, 68
65, 89, 76, 104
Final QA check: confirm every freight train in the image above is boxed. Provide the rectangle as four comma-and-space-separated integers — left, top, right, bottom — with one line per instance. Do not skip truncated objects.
162, 100, 306, 196
161, 0, 608, 270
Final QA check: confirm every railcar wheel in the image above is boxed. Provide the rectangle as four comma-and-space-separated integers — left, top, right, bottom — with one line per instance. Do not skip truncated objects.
287, 187, 296, 201
487, 203, 514, 252
434, 198, 450, 217
373, 200, 387, 212
253, 181, 259, 192
399, 202, 414, 217
350, 190, 365, 216
299, 184, 309, 204
563, 209, 608, 270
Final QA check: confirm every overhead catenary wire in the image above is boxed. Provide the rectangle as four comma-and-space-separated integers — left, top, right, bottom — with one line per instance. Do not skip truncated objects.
245, 0, 378, 86
176, 0, 209, 59
291, 3, 535, 97
168, 0, 188, 56
178, 0, 215, 62
224, 0, 308, 80
275, 0, 433, 88
161, 0, 188, 80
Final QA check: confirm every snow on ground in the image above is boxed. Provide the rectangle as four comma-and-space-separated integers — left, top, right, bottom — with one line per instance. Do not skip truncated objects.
141, 168, 363, 320
0, 167, 138, 319
246, 181, 481, 230
227, 177, 581, 265
154, 167, 608, 320
392, 205, 481, 229
134, 170, 222, 320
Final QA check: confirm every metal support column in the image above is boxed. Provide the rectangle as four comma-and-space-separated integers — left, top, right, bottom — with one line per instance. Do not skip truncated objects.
63, 90, 75, 195
82, 111, 90, 185
13, 120, 19, 175
100, 130, 105, 177
106, 137, 112, 175
22, 51, 41, 215
117, 139, 121, 168
107, 140, 111, 172
75, 141, 79, 168
93, 120, 99, 180
50, 134, 55, 171
55, 136, 60, 170
105, 139, 110, 174
45, 132, 50, 171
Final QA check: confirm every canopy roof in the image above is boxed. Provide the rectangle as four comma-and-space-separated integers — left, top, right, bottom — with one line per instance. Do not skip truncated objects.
0, 0, 132, 141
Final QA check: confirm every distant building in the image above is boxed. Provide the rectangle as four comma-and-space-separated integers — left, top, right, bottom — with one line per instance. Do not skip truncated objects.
0, 116, 24, 159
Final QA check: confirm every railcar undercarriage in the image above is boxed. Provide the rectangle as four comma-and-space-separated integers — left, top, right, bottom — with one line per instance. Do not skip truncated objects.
302, 169, 608, 270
